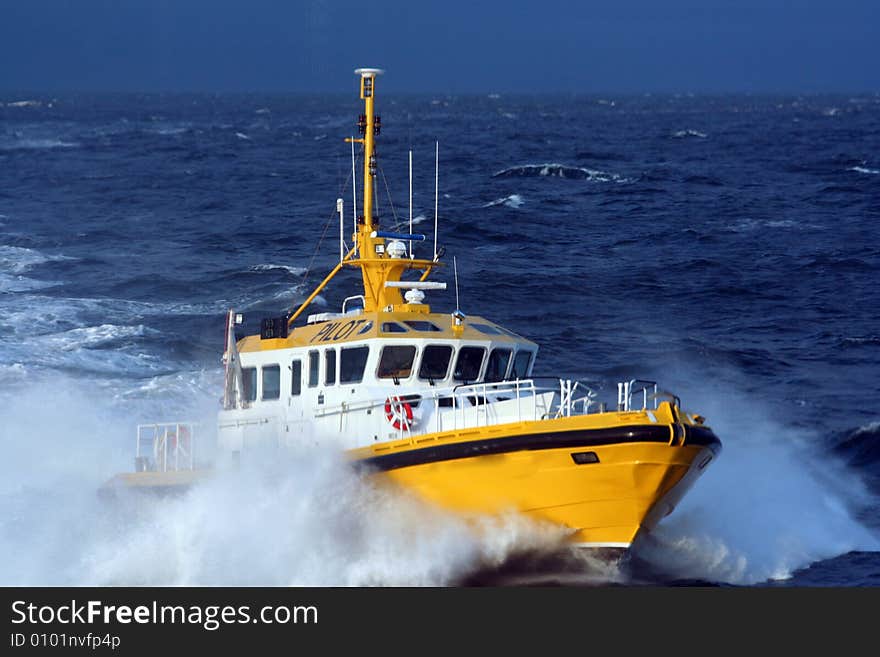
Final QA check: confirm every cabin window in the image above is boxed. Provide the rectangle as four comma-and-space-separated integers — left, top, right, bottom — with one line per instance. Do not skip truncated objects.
377, 345, 416, 379
242, 367, 257, 402
308, 350, 319, 387
512, 351, 532, 379
419, 345, 453, 380
262, 365, 281, 400
291, 360, 302, 396
325, 348, 336, 385
485, 348, 512, 383
340, 346, 369, 383
470, 322, 503, 335
404, 320, 442, 332
381, 322, 408, 333
453, 347, 486, 382
357, 321, 373, 335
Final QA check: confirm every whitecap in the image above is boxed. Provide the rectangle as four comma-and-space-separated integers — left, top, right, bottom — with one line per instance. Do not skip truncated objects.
672, 129, 707, 139
0, 138, 79, 151
6, 100, 41, 108
493, 163, 630, 182
0, 245, 72, 274
235, 132, 251, 140
850, 166, 879, 175
250, 264, 307, 276
482, 194, 524, 209
154, 126, 188, 136
37, 324, 155, 352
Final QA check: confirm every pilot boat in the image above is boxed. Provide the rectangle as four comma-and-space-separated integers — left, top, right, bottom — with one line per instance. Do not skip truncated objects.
105, 68, 721, 551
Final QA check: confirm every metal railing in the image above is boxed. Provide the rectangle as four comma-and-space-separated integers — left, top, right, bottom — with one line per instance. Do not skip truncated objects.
451, 379, 552, 429
135, 422, 198, 473
616, 379, 681, 412
311, 377, 600, 437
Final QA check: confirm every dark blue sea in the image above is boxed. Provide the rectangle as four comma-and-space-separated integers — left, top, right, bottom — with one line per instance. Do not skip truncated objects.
1, 91, 879, 586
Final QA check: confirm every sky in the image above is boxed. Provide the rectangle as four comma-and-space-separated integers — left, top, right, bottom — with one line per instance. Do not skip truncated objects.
1, 0, 878, 93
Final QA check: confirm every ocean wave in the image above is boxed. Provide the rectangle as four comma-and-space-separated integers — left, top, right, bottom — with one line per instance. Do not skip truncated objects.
482, 194, 524, 209
235, 132, 251, 140
492, 163, 630, 182
0, 245, 72, 274
38, 324, 157, 352
0, 245, 71, 291
850, 166, 879, 175
834, 422, 880, 467
250, 264, 307, 276
153, 126, 189, 136
724, 218, 818, 233
0, 138, 79, 151
4, 100, 42, 108
672, 129, 708, 139
0, 274, 58, 293
840, 336, 880, 347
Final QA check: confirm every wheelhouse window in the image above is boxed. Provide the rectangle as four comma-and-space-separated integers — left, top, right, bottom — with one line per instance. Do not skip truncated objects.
262, 365, 280, 400
340, 346, 369, 384
453, 346, 485, 382
485, 348, 512, 383
419, 345, 453, 380
512, 351, 532, 379
291, 360, 302, 396
404, 320, 442, 332
377, 345, 416, 379
324, 348, 336, 385
308, 350, 319, 387
242, 367, 257, 402
381, 322, 408, 333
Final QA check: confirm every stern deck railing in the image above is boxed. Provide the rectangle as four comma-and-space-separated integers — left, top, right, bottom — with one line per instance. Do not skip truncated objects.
135, 422, 198, 473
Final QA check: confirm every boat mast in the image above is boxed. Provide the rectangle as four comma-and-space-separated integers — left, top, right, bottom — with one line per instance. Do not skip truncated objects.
288, 68, 442, 326
358, 68, 379, 248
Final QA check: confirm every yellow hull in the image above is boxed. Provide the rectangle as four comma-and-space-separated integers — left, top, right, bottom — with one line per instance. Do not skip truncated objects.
349, 404, 720, 548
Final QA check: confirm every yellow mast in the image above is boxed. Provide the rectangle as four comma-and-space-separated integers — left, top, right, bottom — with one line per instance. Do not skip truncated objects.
289, 68, 440, 327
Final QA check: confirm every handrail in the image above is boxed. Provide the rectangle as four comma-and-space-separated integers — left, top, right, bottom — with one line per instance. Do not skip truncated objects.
300, 376, 677, 438
136, 422, 199, 473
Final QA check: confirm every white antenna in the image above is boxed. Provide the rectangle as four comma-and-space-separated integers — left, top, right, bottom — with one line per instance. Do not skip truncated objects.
453, 255, 460, 311
408, 149, 413, 258
337, 198, 344, 263
433, 140, 439, 260
350, 137, 357, 254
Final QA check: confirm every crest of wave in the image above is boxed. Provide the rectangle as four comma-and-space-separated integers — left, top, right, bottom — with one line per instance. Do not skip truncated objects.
0, 378, 564, 586
631, 383, 880, 584
85, 449, 566, 586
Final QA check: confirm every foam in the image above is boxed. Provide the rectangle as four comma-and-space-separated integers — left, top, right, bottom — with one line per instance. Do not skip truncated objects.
492, 163, 630, 182
483, 194, 524, 208
673, 129, 708, 139
0, 245, 71, 274
250, 264, 307, 275
0, 245, 70, 292
850, 166, 879, 175
0, 138, 79, 151
0, 374, 564, 585
631, 385, 879, 584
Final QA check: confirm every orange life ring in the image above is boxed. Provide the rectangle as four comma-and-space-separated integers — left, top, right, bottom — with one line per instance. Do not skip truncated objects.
384, 396, 413, 431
